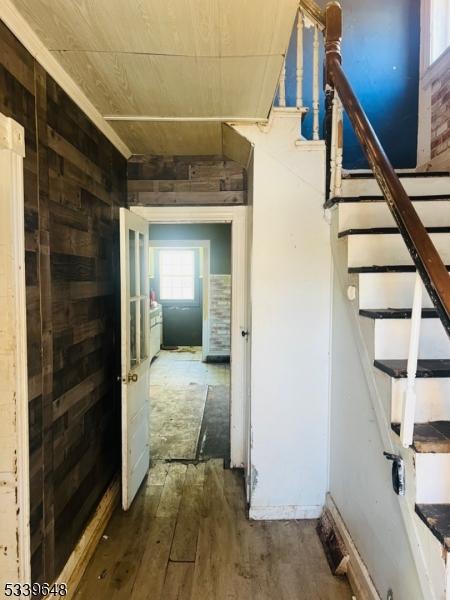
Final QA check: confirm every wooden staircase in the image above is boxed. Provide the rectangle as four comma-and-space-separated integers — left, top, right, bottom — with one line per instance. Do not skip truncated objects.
330, 171, 450, 599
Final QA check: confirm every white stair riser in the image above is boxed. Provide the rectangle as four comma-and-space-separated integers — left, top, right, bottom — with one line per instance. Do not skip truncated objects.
373, 319, 450, 360
341, 176, 450, 198
339, 201, 450, 231
391, 378, 450, 423
348, 233, 450, 268
415, 515, 449, 600
358, 272, 434, 309
416, 453, 450, 503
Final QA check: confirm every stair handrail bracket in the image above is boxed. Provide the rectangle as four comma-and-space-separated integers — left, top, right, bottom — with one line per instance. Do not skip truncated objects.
323, 1, 450, 338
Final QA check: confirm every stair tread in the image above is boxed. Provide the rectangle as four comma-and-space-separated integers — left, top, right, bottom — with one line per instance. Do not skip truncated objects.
360, 308, 438, 319
339, 227, 450, 237
416, 504, 450, 550
336, 194, 450, 202
325, 193, 450, 209
343, 171, 450, 179
392, 421, 450, 452
374, 359, 450, 378
349, 265, 450, 273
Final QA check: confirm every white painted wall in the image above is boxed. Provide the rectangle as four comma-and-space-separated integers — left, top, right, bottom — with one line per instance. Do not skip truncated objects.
329, 270, 424, 600
234, 116, 331, 519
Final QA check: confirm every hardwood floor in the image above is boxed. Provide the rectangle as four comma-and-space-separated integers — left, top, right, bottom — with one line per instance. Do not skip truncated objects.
74, 460, 352, 599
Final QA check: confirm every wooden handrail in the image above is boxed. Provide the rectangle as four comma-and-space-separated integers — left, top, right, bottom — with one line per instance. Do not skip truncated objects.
299, 0, 325, 30
324, 1, 450, 336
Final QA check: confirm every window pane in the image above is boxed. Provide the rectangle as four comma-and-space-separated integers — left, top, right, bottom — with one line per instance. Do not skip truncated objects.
130, 299, 137, 367
139, 233, 145, 296
129, 230, 136, 297
159, 250, 195, 300
140, 298, 147, 359
431, 0, 450, 62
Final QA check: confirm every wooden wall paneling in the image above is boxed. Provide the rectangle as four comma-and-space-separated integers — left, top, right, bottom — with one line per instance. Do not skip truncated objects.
35, 61, 56, 582
127, 155, 247, 207
47, 78, 126, 578
0, 21, 45, 582
0, 19, 126, 583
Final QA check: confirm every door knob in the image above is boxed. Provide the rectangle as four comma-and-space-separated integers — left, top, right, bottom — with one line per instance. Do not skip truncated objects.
241, 330, 249, 338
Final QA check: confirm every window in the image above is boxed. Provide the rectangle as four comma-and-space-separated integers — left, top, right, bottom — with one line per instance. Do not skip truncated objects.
431, 0, 450, 63
159, 250, 195, 301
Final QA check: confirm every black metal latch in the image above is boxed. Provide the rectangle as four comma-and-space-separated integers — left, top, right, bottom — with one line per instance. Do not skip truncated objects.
383, 452, 405, 496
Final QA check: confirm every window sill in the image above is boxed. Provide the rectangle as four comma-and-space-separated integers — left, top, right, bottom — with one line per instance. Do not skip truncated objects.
422, 46, 450, 89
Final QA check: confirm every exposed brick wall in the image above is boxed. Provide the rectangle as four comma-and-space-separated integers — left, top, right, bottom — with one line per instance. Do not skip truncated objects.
209, 275, 231, 355
431, 69, 450, 162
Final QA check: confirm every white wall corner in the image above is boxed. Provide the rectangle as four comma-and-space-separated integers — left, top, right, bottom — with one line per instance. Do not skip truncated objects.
237, 117, 331, 518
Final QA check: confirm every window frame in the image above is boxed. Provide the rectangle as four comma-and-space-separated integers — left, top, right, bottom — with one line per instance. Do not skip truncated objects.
158, 248, 197, 303
153, 247, 201, 307
430, 0, 450, 65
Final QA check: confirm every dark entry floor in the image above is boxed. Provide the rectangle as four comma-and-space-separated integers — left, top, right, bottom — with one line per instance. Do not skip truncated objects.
74, 460, 353, 600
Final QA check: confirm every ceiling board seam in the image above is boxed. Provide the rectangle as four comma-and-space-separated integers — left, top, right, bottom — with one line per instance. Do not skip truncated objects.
0, 0, 132, 158
49, 50, 286, 59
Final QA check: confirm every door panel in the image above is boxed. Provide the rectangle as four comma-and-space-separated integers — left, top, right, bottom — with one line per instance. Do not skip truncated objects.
120, 208, 150, 510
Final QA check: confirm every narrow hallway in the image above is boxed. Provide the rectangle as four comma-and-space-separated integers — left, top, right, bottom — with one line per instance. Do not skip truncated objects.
74, 460, 353, 599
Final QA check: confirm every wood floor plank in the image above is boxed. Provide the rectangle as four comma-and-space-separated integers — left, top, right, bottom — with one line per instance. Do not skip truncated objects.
161, 562, 194, 600
74, 482, 162, 599
170, 482, 203, 562
156, 463, 187, 517
185, 462, 206, 486
75, 460, 353, 600
148, 460, 170, 485
129, 517, 177, 600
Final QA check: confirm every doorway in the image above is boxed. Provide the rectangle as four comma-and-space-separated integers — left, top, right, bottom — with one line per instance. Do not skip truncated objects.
128, 205, 250, 479
147, 227, 232, 464
121, 206, 250, 509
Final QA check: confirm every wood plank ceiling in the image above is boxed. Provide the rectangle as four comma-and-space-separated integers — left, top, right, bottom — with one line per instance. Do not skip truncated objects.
10, 0, 299, 155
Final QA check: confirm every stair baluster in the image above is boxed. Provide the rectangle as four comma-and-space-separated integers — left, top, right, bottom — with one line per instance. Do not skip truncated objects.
400, 273, 423, 448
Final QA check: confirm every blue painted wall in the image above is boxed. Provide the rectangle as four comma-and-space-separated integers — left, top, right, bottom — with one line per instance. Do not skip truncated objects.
282, 0, 420, 169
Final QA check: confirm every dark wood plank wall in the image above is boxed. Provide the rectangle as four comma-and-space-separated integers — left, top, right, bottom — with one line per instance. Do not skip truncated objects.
128, 155, 247, 206
0, 21, 126, 583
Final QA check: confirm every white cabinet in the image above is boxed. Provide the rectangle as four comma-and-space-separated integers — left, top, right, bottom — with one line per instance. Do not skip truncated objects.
149, 304, 163, 362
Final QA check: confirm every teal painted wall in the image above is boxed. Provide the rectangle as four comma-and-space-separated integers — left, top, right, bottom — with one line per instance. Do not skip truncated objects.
149, 224, 231, 346
149, 224, 231, 274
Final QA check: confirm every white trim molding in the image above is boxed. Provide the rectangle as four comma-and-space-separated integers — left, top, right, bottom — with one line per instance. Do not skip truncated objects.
249, 504, 322, 520
130, 206, 250, 470
0, 0, 131, 158
0, 113, 30, 584
417, 0, 450, 168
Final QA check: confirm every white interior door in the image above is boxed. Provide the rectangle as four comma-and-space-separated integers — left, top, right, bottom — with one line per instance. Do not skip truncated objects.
120, 208, 150, 510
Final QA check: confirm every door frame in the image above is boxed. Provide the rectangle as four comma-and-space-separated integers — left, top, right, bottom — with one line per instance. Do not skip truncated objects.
0, 113, 30, 581
131, 205, 249, 469
149, 239, 211, 359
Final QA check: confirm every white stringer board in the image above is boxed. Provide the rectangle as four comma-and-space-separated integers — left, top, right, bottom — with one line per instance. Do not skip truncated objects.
120, 208, 151, 510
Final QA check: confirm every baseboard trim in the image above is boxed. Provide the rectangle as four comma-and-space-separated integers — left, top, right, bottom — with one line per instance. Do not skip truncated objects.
54, 476, 120, 598
324, 494, 381, 600
249, 504, 322, 520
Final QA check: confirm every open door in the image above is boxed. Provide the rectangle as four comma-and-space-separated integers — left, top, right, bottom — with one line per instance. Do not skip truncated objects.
120, 208, 150, 510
